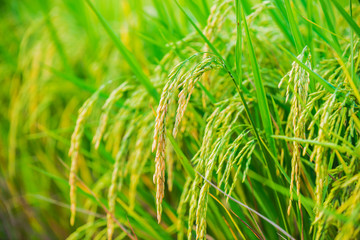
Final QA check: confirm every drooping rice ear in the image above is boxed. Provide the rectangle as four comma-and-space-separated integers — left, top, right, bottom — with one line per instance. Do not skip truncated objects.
68, 87, 102, 226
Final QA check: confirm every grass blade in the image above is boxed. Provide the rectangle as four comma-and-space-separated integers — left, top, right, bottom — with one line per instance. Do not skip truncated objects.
330, 0, 360, 38
197, 172, 296, 240
284, 0, 304, 53
319, 0, 342, 54
272, 135, 360, 157
235, 0, 243, 87
240, 6, 276, 154
85, 0, 160, 102
167, 131, 195, 178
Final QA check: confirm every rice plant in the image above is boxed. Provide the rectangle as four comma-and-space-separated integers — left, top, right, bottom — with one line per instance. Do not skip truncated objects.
1, 0, 360, 239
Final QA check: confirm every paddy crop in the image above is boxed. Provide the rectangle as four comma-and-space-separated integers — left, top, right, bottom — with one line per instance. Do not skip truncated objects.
0, 0, 359, 239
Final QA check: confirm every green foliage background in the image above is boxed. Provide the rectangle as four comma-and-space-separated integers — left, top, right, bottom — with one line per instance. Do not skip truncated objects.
0, 0, 359, 239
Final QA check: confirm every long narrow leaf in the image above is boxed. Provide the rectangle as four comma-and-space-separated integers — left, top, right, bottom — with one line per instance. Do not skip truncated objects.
284, 0, 304, 53
241, 7, 276, 154
319, 0, 342, 54
235, 0, 243, 87
197, 172, 296, 240
85, 0, 160, 102
330, 0, 360, 38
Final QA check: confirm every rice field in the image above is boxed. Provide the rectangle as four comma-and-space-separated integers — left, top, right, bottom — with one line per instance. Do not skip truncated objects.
0, 0, 359, 239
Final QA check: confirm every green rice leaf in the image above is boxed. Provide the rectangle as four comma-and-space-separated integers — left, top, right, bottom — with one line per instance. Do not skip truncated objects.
85, 0, 160, 102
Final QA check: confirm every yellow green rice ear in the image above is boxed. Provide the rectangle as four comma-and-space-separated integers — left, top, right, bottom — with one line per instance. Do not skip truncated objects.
2, 0, 360, 239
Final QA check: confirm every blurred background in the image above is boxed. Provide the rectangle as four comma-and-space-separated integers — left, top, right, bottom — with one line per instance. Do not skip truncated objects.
0, 0, 203, 238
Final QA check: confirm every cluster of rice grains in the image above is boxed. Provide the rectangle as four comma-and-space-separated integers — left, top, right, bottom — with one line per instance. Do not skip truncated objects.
153, 2, 265, 239
67, 1, 360, 240
279, 47, 311, 215
152, 55, 223, 223
279, 42, 360, 239
68, 81, 156, 239
308, 42, 360, 239
69, 88, 102, 226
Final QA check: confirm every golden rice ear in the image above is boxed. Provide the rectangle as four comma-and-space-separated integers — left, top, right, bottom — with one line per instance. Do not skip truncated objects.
68, 88, 102, 226
152, 54, 223, 224
93, 82, 132, 150
173, 57, 222, 138
279, 47, 311, 216
152, 61, 186, 211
